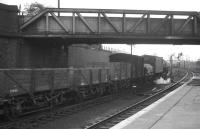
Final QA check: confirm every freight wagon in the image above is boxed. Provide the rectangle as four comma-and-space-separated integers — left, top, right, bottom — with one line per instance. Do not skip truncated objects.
0, 67, 111, 117
109, 53, 144, 79
0, 45, 166, 118
67, 44, 111, 68
16, 43, 110, 68
0, 53, 144, 118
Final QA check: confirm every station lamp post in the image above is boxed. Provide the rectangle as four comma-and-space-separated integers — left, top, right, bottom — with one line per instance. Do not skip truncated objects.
170, 54, 175, 80
131, 44, 133, 55
58, 0, 60, 16
130, 43, 134, 55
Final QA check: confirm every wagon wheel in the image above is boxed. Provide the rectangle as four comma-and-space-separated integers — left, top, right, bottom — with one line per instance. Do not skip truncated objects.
54, 93, 65, 105
68, 91, 82, 104
58, 93, 66, 104
90, 88, 98, 97
3, 104, 13, 121
11, 102, 23, 118
54, 96, 60, 105
105, 84, 112, 94
98, 86, 104, 96
4, 102, 22, 119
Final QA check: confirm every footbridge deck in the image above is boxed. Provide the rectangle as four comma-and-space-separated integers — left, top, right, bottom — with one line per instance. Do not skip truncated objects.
19, 8, 200, 44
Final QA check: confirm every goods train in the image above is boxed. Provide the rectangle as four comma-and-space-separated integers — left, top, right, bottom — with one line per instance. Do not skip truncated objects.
0, 45, 167, 118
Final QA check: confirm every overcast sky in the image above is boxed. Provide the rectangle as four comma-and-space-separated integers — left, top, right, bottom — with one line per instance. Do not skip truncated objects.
1, 0, 200, 11
1, 0, 200, 61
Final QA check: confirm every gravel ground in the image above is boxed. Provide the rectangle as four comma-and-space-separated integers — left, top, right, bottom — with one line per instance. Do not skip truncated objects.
38, 70, 186, 129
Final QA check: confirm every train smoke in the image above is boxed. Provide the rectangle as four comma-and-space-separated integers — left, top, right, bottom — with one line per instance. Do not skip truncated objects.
154, 77, 171, 84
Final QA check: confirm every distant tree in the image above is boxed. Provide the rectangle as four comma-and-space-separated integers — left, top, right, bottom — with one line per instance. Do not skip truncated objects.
24, 2, 45, 16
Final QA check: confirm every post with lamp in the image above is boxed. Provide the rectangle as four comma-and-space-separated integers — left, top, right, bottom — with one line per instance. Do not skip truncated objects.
170, 54, 174, 82
58, 0, 60, 16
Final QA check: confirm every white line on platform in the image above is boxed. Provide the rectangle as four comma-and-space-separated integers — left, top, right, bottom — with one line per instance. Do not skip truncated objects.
110, 79, 192, 129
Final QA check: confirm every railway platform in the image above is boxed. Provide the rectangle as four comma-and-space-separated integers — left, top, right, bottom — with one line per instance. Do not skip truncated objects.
111, 77, 200, 129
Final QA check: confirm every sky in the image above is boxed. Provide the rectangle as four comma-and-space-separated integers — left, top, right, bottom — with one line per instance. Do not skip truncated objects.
1, 0, 200, 11
1, 0, 200, 61
103, 44, 198, 60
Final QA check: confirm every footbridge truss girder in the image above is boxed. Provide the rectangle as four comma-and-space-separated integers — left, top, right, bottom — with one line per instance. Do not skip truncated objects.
19, 8, 200, 44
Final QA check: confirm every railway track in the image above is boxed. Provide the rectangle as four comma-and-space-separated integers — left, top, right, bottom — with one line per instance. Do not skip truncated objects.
0, 94, 116, 129
84, 71, 192, 129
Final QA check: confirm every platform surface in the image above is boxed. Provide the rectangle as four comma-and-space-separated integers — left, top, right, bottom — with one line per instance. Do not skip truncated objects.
111, 78, 200, 129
